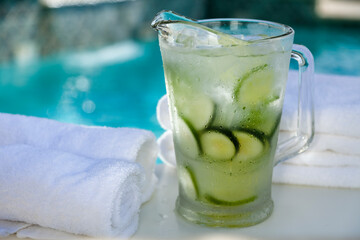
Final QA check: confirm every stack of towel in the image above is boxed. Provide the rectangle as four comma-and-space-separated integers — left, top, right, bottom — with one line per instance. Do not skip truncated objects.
157, 71, 360, 189
274, 71, 360, 188
0, 114, 158, 239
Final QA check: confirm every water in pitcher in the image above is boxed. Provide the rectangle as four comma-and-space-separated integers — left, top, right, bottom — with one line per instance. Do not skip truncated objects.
152, 11, 293, 227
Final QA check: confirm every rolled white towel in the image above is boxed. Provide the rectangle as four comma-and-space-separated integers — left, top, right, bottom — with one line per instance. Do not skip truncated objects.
15, 225, 86, 240
0, 144, 144, 238
156, 94, 171, 132
0, 113, 158, 203
0, 220, 31, 237
156, 94, 172, 131
157, 130, 176, 167
155, 71, 360, 188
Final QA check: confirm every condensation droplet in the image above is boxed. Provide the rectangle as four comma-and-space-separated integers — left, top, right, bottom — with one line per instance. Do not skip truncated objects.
159, 213, 168, 219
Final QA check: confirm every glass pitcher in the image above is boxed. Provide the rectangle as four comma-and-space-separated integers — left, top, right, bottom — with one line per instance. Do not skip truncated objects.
152, 11, 314, 227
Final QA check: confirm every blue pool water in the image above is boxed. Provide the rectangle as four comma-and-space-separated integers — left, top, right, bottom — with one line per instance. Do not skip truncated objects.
0, 41, 166, 137
0, 30, 359, 138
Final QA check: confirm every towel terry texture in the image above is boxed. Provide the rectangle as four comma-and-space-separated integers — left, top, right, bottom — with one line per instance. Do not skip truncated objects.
0, 144, 143, 237
0, 115, 158, 239
0, 113, 158, 202
156, 71, 360, 189
273, 71, 360, 188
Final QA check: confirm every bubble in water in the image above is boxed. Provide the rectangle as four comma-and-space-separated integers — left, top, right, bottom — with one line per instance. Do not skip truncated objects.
82, 100, 96, 113
75, 76, 90, 92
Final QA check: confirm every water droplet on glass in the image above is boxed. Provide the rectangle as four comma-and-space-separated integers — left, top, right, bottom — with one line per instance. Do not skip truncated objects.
159, 213, 168, 219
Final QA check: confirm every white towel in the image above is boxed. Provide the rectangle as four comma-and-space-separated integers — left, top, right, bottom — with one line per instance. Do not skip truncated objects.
15, 225, 87, 240
156, 94, 172, 131
157, 130, 176, 167
281, 71, 360, 138
0, 114, 158, 238
0, 113, 158, 203
272, 152, 360, 188
273, 71, 360, 188
0, 220, 31, 237
0, 144, 143, 238
156, 71, 360, 188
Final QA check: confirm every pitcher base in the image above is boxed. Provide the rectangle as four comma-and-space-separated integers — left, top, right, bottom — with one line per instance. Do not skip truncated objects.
176, 197, 274, 227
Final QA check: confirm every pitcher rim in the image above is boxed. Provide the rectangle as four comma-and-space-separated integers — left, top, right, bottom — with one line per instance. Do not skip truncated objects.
197, 18, 294, 42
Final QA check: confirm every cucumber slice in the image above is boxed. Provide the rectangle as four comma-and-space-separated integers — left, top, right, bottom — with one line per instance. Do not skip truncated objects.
188, 155, 269, 204
178, 165, 199, 200
241, 107, 281, 137
232, 130, 266, 163
174, 116, 201, 158
173, 86, 215, 131
204, 194, 257, 206
234, 64, 279, 106
200, 128, 239, 161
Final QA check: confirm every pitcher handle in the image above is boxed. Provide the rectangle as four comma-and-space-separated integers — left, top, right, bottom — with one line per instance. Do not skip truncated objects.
274, 44, 315, 165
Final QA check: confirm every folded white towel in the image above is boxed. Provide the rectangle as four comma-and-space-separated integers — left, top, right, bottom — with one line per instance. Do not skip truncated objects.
0, 113, 158, 203
279, 131, 360, 156
0, 144, 143, 238
273, 72, 360, 188
281, 71, 360, 138
156, 71, 360, 188
272, 152, 360, 188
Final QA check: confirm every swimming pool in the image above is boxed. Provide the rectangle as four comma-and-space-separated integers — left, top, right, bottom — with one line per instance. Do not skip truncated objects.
0, 27, 359, 138
0, 40, 166, 137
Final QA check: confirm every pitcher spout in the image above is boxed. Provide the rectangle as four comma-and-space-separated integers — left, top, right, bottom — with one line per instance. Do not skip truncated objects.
151, 10, 196, 33
151, 11, 247, 48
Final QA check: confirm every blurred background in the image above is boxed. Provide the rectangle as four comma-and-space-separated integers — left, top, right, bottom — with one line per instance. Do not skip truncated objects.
0, 0, 359, 136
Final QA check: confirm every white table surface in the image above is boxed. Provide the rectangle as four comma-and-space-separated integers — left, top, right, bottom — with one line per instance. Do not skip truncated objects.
4, 164, 360, 240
